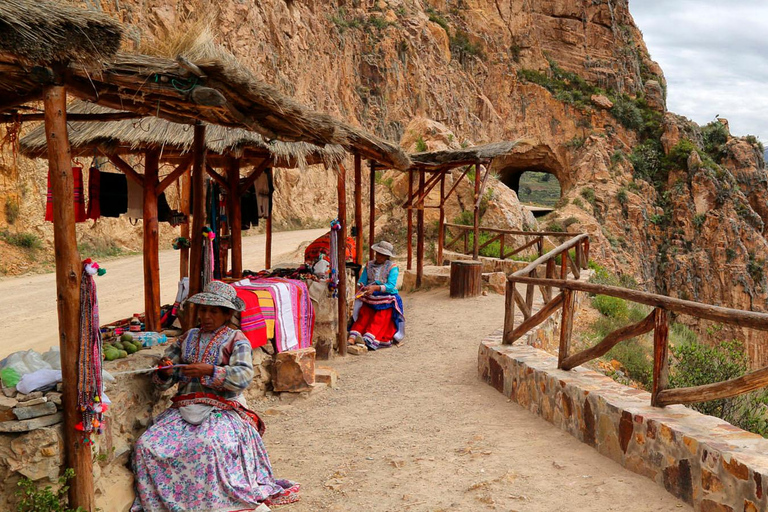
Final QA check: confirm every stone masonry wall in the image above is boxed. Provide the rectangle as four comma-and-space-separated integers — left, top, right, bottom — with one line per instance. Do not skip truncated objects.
478, 336, 768, 511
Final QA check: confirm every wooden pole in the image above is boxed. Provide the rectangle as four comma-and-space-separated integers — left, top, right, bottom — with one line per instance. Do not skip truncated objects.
179, 167, 191, 279
558, 288, 575, 368
437, 172, 445, 266
503, 280, 516, 344
354, 154, 363, 266
473, 164, 480, 260
189, 123, 207, 298
43, 84, 94, 511
416, 170, 425, 288
266, 207, 273, 269
651, 308, 670, 406
143, 149, 161, 332
337, 164, 348, 356
227, 157, 243, 278
407, 170, 413, 270
369, 161, 376, 261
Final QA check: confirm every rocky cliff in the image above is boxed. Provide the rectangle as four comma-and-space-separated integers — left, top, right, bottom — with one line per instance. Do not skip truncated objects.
2, 1, 766, 356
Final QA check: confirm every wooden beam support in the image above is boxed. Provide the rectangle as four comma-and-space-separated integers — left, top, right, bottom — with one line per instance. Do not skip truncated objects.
179, 166, 191, 279
473, 164, 480, 260
437, 173, 445, 266
238, 159, 270, 196
503, 280, 516, 345
43, 84, 93, 511
656, 364, 768, 406
513, 286, 532, 319
509, 293, 565, 344
651, 308, 670, 406
337, 164, 348, 356
474, 163, 491, 208
403, 170, 442, 208
369, 161, 376, 261
188, 124, 207, 304
205, 164, 230, 192
157, 156, 193, 195
266, 184, 273, 270
557, 288, 575, 368
227, 157, 243, 278
105, 153, 143, 185
0, 111, 144, 123
354, 154, 363, 266
407, 170, 413, 271
416, 170, 425, 288
443, 166, 471, 202
560, 311, 656, 371
143, 148, 161, 332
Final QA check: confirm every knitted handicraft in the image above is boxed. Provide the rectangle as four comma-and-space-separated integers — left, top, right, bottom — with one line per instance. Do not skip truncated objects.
77, 259, 107, 442
202, 227, 216, 290
328, 219, 341, 297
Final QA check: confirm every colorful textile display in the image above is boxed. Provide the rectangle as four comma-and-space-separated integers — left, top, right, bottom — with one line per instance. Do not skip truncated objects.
98, 171, 128, 218
234, 288, 268, 349
77, 259, 107, 439
45, 166, 86, 222
131, 326, 297, 511
304, 231, 357, 264
233, 278, 315, 353
86, 167, 101, 220
126, 177, 143, 218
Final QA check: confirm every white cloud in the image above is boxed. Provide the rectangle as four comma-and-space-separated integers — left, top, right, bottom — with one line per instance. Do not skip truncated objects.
630, 0, 768, 139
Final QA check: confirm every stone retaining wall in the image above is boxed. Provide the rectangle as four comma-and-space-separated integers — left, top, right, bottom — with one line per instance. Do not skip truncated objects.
478, 335, 768, 511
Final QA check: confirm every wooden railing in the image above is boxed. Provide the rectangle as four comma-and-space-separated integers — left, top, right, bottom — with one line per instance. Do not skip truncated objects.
442, 222, 579, 261
503, 233, 768, 407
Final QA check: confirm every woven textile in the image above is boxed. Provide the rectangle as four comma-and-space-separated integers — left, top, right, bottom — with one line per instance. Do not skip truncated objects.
45, 166, 86, 222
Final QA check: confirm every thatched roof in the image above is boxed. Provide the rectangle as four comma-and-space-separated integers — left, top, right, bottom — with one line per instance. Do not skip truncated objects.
409, 141, 522, 171
20, 102, 347, 170
0, 0, 122, 65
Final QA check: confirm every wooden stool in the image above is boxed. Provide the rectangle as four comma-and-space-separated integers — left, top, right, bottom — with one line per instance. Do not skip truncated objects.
450, 260, 482, 298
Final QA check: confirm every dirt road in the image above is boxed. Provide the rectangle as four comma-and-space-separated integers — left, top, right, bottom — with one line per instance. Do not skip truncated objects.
0, 228, 326, 359
261, 289, 690, 511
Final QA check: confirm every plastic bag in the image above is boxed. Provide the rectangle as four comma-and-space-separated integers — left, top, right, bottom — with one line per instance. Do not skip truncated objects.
42, 347, 61, 370
16, 369, 62, 394
0, 367, 21, 388
0, 350, 53, 376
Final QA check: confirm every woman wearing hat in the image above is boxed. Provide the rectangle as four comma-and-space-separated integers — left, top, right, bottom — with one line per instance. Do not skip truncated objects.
131, 281, 298, 511
348, 240, 405, 349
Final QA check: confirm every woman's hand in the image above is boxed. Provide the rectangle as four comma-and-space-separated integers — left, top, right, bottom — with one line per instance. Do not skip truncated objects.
156, 358, 174, 378
180, 363, 215, 379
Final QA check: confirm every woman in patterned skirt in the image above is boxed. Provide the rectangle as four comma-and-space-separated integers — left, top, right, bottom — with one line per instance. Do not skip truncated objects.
131, 281, 298, 511
348, 240, 405, 350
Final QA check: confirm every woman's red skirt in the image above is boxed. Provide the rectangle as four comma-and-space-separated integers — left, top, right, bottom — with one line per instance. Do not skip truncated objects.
349, 304, 397, 343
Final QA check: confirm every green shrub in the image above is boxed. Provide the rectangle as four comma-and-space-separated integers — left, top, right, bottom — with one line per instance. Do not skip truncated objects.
701, 121, 729, 162
5, 196, 19, 225
16, 468, 86, 512
667, 139, 697, 169
450, 31, 485, 61
580, 188, 596, 206
572, 197, 584, 209
1, 230, 41, 250
565, 136, 586, 149
629, 139, 664, 185
611, 97, 643, 130
592, 294, 628, 319
425, 7, 449, 31
745, 134, 765, 153
415, 136, 427, 152
562, 216, 579, 229
606, 339, 653, 389
78, 240, 131, 260
453, 210, 474, 226
693, 213, 706, 228
546, 222, 564, 232
747, 253, 765, 284
616, 188, 628, 205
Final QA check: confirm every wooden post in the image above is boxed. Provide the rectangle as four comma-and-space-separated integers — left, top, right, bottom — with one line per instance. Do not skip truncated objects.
416, 170, 425, 288
651, 308, 670, 406
473, 164, 480, 260
337, 164, 348, 356
503, 280, 516, 344
450, 260, 482, 298
227, 157, 243, 278
143, 149, 161, 332
43, 84, 94, 510
558, 288, 575, 368
369, 161, 376, 261
354, 154, 363, 266
266, 208, 273, 269
188, 123, 207, 299
179, 167, 191, 279
437, 172, 445, 266
407, 170, 413, 270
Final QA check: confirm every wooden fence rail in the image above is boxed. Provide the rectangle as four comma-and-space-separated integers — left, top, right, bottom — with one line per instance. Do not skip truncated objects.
503, 233, 768, 408
442, 222, 577, 261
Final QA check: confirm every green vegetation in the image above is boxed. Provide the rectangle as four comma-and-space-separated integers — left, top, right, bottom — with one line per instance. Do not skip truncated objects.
5, 196, 19, 225
610, 97, 643, 130
692, 213, 706, 228
0, 229, 41, 250
415, 136, 428, 153
701, 120, 729, 163
517, 171, 561, 207
580, 188, 596, 208
78, 240, 133, 260
425, 7, 449, 31
16, 468, 86, 512
450, 31, 485, 61
616, 188, 628, 205
747, 253, 765, 285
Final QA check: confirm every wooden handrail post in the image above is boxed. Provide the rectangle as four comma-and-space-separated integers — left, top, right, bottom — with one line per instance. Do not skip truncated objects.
503, 280, 516, 344
575, 241, 584, 270
537, 236, 544, 257
499, 234, 506, 260
545, 259, 555, 302
44, 84, 94, 511
584, 238, 590, 267
143, 148, 161, 332
560, 249, 567, 279
651, 308, 670, 406
558, 288, 575, 368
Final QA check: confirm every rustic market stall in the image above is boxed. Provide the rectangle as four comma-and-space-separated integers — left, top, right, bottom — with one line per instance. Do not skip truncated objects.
0, 1, 410, 508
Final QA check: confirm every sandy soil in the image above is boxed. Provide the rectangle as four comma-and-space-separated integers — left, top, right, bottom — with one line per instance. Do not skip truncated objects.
259, 289, 691, 511
0, 228, 326, 359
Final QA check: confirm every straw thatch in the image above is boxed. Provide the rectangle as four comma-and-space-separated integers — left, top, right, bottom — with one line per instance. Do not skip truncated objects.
409, 141, 522, 171
0, 0, 122, 65
20, 102, 347, 170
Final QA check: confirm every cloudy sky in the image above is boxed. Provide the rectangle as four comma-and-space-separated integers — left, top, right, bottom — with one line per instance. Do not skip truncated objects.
629, 0, 768, 140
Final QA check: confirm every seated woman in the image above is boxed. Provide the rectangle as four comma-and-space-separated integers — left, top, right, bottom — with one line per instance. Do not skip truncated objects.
131, 281, 298, 512
348, 240, 405, 350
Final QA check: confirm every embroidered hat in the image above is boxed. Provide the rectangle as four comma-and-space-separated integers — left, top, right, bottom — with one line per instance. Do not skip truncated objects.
185, 281, 245, 312
370, 240, 395, 257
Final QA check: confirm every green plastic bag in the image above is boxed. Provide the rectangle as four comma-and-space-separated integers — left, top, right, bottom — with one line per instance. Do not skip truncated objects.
0, 367, 20, 388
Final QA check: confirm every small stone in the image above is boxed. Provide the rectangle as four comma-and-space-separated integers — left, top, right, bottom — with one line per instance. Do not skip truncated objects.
347, 345, 367, 355
13, 402, 57, 420
591, 94, 614, 109
272, 347, 315, 392
0, 395, 19, 411
2, 386, 17, 398
0, 412, 62, 432
315, 367, 339, 389
16, 397, 48, 407
55, 382, 63, 392
45, 392, 62, 406
40, 446, 57, 457
17, 391, 43, 403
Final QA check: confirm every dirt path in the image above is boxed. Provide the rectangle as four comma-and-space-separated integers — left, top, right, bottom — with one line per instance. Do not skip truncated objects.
0, 228, 326, 359
260, 289, 690, 511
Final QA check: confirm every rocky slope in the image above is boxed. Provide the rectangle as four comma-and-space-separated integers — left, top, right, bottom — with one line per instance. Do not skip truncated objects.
2, 1, 766, 356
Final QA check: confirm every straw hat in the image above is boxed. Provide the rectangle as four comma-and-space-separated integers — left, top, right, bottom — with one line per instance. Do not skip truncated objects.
186, 281, 245, 312
370, 240, 395, 257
